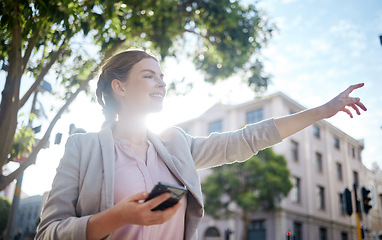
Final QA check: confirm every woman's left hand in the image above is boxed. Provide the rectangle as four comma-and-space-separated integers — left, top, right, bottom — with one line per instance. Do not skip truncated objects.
275, 83, 367, 139
321, 83, 367, 119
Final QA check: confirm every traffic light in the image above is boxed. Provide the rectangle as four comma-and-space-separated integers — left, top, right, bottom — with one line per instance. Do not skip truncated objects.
343, 188, 353, 216
361, 226, 365, 239
361, 186, 372, 214
286, 230, 292, 240
224, 228, 232, 240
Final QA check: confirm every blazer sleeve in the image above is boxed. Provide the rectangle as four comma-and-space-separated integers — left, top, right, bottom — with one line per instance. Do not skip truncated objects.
35, 136, 90, 240
187, 118, 282, 169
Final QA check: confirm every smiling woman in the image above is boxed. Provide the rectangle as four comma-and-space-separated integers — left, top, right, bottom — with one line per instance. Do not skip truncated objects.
35, 48, 366, 240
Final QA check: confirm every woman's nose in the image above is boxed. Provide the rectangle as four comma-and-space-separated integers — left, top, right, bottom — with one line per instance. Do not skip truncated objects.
157, 77, 166, 88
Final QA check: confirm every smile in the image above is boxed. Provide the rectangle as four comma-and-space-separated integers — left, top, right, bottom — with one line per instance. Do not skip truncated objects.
150, 94, 164, 100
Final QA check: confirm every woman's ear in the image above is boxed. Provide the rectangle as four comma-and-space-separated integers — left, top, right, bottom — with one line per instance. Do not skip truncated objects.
111, 79, 125, 96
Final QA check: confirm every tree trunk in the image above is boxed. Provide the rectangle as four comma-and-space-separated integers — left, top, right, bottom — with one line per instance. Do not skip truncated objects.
0, 2, 22, 171
241, 212, 250, 240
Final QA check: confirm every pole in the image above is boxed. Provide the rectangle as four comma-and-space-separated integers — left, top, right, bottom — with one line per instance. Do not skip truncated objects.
5, 173, 23, 240
353, 183, 362, 240
355, 213, 362, 240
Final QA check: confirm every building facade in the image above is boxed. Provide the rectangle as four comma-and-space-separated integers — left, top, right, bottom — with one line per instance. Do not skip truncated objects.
176, 92, 380, 240
13, 194, 46, 239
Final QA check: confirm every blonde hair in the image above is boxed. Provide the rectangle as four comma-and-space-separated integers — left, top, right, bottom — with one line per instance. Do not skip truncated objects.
96, 49, 157, 127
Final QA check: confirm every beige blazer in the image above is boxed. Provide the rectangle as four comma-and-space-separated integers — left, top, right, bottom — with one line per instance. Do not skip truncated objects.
35, 119, 282, 240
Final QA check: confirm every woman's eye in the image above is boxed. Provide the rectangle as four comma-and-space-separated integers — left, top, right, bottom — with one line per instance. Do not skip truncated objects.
144, 75, 153, 79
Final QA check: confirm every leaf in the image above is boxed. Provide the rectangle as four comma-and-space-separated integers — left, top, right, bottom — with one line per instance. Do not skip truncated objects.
202, 148, 292, 218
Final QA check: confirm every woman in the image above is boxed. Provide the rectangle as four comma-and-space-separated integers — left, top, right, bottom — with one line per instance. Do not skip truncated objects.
35, 49, 366, 240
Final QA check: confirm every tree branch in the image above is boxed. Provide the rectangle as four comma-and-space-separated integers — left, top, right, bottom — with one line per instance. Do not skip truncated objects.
0, 80, 87, 190
18, 43, 67, 109
184, 29, 202, 36
22, 28, 41, 73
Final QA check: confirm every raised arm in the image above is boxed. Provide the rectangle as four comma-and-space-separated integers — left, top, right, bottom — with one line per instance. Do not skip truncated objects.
275, 83, 367, 139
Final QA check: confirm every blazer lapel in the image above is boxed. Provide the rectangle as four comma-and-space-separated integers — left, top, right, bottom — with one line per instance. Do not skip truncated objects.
147, 130, 204, 207
98, 127, 115, 210
147, 131, 186, 186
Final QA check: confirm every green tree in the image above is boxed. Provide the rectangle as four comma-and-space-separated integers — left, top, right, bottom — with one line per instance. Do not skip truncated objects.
202, 147, 293, 240
0, 0, 274, 190
0, 196, 11, 235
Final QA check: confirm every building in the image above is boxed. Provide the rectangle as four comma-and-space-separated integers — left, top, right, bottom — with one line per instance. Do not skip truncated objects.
12, 193, 46, 239
176, 92, 380, 240
363, 164, 382, 239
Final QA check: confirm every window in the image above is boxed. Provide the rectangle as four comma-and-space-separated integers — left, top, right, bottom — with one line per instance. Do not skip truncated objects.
313, 125, 320, 138
319, 227, 327, 240
341, 232, 348, 240
291, 140, 299, 162
293, 222, 302, 240
334, 137, 340, 149
336, 163, 343, 181
351, 146, 356, 158
339, 193, 345, 216
208, 120, 222, 134
246, 108, 264, 124
353, 171, 359, 187
291, 176, 301, 203
316, 152, 323, 173
204, 227, 220, 239
317, 186, 326, 210
247, 220, 266, 240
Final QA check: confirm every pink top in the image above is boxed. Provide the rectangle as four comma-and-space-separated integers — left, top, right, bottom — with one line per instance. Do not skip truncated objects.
110, 138, 187, 240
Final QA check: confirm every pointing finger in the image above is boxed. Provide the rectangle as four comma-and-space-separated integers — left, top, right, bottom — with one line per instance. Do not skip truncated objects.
344, 83, 364, 95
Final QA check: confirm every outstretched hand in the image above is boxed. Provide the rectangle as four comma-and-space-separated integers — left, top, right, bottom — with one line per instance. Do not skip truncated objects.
275, 83, 367, 140
322, 83, 367, 119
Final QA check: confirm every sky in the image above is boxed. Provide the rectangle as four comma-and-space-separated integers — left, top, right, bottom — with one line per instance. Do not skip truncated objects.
3, 0, 381, 196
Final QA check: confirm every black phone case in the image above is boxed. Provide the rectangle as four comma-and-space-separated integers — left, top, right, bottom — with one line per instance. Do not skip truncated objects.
145, 182, 187, 211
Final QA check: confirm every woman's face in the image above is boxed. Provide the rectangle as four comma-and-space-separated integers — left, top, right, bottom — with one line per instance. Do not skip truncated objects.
115, 58, 166, 115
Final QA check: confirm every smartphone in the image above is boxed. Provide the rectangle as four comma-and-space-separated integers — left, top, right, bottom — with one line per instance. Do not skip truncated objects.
145, 182, 187, 211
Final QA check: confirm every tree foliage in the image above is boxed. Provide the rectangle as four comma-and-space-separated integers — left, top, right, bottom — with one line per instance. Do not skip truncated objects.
202, 147, 292, 240
0, 0, 275, 190
0, 196, 11, 234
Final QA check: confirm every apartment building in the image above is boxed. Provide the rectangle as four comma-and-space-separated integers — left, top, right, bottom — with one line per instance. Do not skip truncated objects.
176, 92, 380, 240
13, 195, 44, 239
